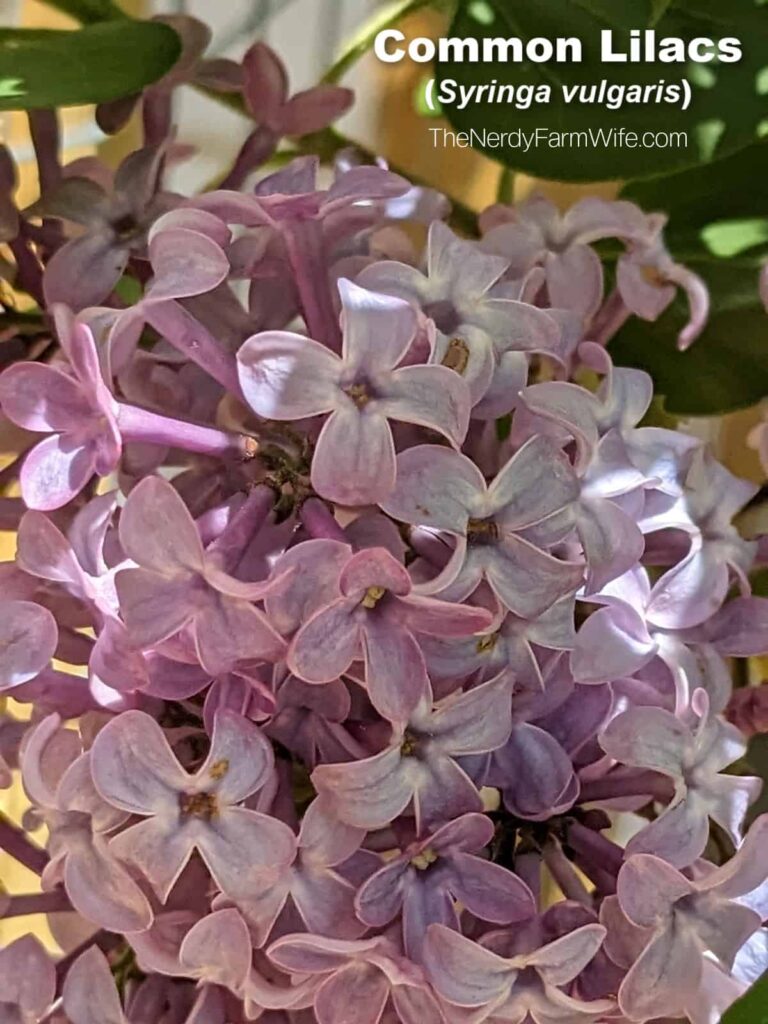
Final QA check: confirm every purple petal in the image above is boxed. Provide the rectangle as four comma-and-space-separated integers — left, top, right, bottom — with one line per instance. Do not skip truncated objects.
21, 433, 96, 510
238, 331, 340, 418
0, 361, 92, 432
196, 710, 274, 802
382, 445, 484, 534
312, 407, 396, 506
313, 744, 412, 829
362, 616, 429, 722
449, 851, 534, 923
289, 599, 360, 682
44, 232, 129, 310
119, 476, 204, 574
618, 927, 700, 1021
0, 600, 58, 689
338, 277, 418, 371
315, 963, 390, 1024
422, 924, 512, 1007
91, 709, 186, 813
382, 364, 469, 447
63, 946, 126, 1024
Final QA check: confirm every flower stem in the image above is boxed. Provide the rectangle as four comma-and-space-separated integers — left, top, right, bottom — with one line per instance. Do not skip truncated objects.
207, 485, 275, 573
143, 300, 243, 396
117, 403, 258, 460
300, 498, 346, 542
0, 813, 48, 875
2, 889, 71, 918
566, 819, 625, 876
578, 769, 671, 804
543, 840, 593, 907
282, 218, 341, 350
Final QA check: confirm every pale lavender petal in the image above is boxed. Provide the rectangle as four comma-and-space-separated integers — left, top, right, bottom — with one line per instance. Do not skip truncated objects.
312, 407, 396, 506
21, 433, 96, 511
382, 364, 469, 447
526, 924, 607, 985
195, 710, 274, 802
489, 436, 579, 529
119, 476, 204, 574
600, 706, 686, 778
450, 851, 534, 923
571, 605, 655, 685
315, 963, 389, 1024
0, 362, 92, 432
91, 709, 187, 813
64, 833, 154, 933
237, 332, 340, 418
486, 536, 584, 619
179, 908, 252, 990
422, 924, 512, 1007
618, 927, 700, 1021
109, 815, 196, 900
63, 946, 126, 1024
313, 744, 412, 829
289, 599, 360, 682
116, 568, 197, 647
146, 228, 230, 302
381, 445, 484, 534
339, 277, 417, 372
362, 616, 429, 722
0, 601, 58, 689
196, 808, 297, 898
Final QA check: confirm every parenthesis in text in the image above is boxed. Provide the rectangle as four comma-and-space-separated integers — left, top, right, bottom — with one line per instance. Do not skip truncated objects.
425, 77, 436, 112
681, 78, 691, 111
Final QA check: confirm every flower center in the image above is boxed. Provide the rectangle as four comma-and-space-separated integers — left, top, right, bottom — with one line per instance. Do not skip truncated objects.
361, 585, 387, 609
441, 337, 470, 375
410, 847, 438, 870
476, 631, 499, 653
423, 299, 459, 335
467, 517, 499, 545
640, 264, 667, 288
344, 383, 372, 408
179, 791, 218, 821
209, 758, 230, 780
111, 212, 141, 242
400, 729, 420, 757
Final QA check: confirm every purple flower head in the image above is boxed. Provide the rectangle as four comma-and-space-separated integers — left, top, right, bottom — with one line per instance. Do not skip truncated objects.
356, 812, 534, 961
287, 545, 492, 722
115, 476, 286, 675
41, 145, 175, 310
268, 933, 445, 1024
312, 675, 512, 831
381, 438, 583, 618
0, 306, 120, 509
480, 194, 648, 320
90, 708, 296, 901
358, 221, 564, 415
614, 815, 768, 1021
423, 919, 613, 1023
238, 278, 470, 505
600, 689, 762, 867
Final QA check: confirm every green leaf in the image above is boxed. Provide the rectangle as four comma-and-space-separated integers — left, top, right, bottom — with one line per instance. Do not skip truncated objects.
649, 0, 675, 24
40, 0, 128, 23
721, 970, 768, 1024
0, 21, 181, 110
437, 0, 768, 181
622, 140, 768, 229
323, 0, 450, 84
610, 253, 768, 415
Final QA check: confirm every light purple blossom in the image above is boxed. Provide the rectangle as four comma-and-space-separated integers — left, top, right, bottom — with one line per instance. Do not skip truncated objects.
90, 708, 296, 900
238, 278, 470, 505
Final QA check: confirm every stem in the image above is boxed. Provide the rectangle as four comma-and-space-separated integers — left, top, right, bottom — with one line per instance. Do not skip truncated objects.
0, 497, 23, 531
27, 109, 61, 194
0, 813, 48, 874
143, 301, 243, 396
496, 167, 516, 205
219, 126, 278, 191
8, 236, 45, 306
2, 889, 71, 918
566, 819, 625, 877
206, 485, 275, 573
578, 769, 671, 804
514, 850, 542, 908
542, 840, 593, 907
282, 218, 342, 349
116, 404, 257, 460
143, 90, 173, 148
300, 498, 347, 541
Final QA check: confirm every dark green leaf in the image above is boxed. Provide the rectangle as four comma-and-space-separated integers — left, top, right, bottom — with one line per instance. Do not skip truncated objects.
610, 254, 768, 415
622, 140, 768, 229
40, 0, 128, 23
0, 21, 181, 111
720, 969, 768, 1024
437, 0, 768, 181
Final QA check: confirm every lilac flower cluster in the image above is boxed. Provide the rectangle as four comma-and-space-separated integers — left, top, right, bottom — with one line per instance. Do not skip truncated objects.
0, 24, 767, 1024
